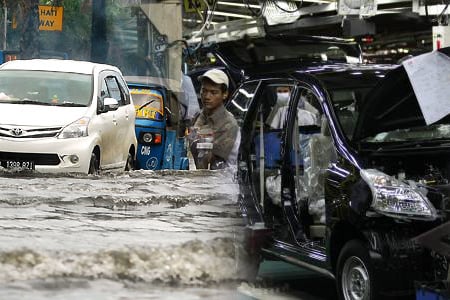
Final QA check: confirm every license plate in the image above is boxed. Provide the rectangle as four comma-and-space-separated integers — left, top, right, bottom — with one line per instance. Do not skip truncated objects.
1, 160, 35, 171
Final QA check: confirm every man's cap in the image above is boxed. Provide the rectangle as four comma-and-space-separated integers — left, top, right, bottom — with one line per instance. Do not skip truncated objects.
198, 69, 229, 88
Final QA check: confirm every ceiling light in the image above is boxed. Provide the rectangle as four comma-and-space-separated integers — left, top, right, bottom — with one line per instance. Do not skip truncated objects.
183, 18, 219, 25
182, 18, 203, 24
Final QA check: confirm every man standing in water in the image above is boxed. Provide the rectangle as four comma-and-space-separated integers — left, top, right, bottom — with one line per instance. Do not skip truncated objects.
189, 69, 239, 170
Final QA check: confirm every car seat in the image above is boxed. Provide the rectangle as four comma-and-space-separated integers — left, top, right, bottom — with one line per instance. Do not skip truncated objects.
304, 116, 335, 224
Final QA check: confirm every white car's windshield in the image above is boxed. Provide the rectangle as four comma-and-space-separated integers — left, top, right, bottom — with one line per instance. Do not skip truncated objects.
131, 88, 164, 121
0, 70, 92, 106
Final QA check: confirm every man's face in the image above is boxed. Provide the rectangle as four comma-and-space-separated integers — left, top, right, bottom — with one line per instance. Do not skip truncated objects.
200, 80, 228, 113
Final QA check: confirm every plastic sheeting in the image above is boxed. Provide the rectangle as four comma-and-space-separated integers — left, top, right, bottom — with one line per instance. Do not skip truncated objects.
309, 198, 326, 224
266, 173, 282, 206
264, 131, 333, 224
301, 132, 334, 224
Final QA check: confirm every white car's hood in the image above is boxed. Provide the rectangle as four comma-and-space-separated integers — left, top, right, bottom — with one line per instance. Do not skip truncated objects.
0, 104, 89, 127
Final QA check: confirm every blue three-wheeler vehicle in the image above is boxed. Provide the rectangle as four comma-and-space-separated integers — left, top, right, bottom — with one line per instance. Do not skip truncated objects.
126, 77, 189, 170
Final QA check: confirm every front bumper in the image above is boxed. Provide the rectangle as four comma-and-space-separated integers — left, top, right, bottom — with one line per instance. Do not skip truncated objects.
363, 223, 449, 295
0, 136, 96, 174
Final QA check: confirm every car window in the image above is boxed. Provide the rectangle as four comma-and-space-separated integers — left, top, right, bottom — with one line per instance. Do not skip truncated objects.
100, 79, 109, 99
105, 76, 125, 105
330, 88, 370, 140
265, 86, 320, 130
131, 88, 164, 121
116, 75, 131, 105
277, 86, 334, 217
248, 84, 294, 207
247, 83, 325, 209
227, 81, 259, 126
290, 105, 334, 222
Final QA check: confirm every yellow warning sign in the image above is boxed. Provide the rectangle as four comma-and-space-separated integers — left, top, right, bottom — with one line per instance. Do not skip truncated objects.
184, 0, 205, 13
39, 5, 63, 31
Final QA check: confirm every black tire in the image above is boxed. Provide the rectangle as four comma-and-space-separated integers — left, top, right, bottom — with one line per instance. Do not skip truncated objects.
124, 153, 134, 171
88, 152, 99, 175
336, 240, 379, 300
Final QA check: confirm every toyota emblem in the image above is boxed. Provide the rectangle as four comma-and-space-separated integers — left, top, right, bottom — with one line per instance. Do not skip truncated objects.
11, 128, 23, 136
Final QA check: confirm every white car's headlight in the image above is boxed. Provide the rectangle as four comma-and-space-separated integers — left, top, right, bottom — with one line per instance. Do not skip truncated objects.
360, 169, 437, 220
58, 117, 90, 139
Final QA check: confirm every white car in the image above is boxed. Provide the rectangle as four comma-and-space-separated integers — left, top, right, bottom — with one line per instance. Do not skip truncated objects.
0, 59, 137, 174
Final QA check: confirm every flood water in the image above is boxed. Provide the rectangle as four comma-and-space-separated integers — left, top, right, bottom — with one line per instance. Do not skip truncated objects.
0, 168, 247, 300
0, 167, 341, 300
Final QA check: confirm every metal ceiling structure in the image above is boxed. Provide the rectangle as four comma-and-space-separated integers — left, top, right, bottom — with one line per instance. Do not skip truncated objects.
179, 0, 450, 64
181, 0, 447, 42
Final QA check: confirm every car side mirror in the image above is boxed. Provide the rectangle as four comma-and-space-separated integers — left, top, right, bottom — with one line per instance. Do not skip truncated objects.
103, 97, 119, 111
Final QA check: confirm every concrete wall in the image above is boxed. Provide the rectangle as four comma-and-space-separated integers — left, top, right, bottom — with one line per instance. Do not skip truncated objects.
140, 1, 182, 92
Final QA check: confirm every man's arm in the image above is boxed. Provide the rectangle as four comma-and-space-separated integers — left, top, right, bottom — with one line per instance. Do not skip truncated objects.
212, 120, 239, 160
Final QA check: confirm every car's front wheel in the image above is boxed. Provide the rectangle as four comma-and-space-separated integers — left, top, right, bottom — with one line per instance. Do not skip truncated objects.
336, 240, 378, 300
88, 152, 99, 175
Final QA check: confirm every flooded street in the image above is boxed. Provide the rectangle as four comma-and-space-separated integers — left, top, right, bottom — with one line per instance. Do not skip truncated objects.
0, 168, 341, 300
0, 168, 245, 299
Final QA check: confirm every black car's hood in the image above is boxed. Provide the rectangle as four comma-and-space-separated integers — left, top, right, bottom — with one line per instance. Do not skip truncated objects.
354, 47, 450, 141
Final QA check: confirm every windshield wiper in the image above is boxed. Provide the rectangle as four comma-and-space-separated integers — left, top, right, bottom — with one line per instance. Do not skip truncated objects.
137, 100, 155, 111
8, 100, 52, 105
373, 139, 450, 151
55, 102, 86, 107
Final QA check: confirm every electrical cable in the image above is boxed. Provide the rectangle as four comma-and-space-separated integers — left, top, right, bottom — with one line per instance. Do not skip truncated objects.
185, 0, 219, 66
183, 0, 207, 29
191, 0, 216, 41
243, 0, 264, 17
183, 13, 201, 29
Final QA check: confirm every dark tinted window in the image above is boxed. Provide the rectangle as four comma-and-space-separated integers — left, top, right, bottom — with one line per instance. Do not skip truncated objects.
330, 88, 371, 140
227, 81, 259, 126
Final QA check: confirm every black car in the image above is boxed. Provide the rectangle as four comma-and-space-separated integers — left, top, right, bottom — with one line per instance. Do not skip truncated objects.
232, 49, 450, 299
